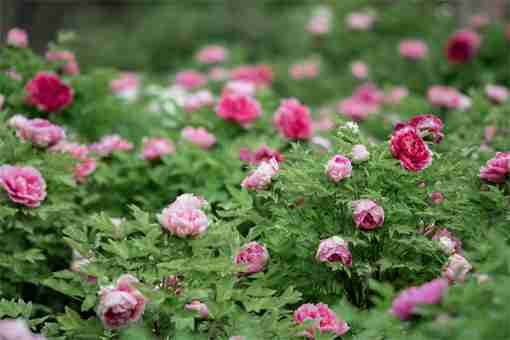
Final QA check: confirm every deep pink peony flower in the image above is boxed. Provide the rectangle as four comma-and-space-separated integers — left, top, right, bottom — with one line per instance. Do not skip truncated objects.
316, 236, 352, 267
175, 70, 207, 90
158, 194, 209, 238
294, 303, 349, 339
399, 39, 428, 60
325, 155, 352, 182
346, 11, 376, 31
181, 127, 216, 149
443, 254, 472, 283
46, 50, 80, 76
351, 61, 368, 79
241, 159, 279, 191
274, 98, 313, 140
183, 90, 214, 112
290, 60, 320, 80
351, 199, 384, 230
142, 138, 175, 161
11, 116, 65, 147
479, 152, 510, 183
390, 125, 432, 172
221, 81, 256, 97
427, 85, 464, 109
445, 30, 481, 64
185, 300, 209, 318
485, 84, 509, 104
89, 134, 133, 157
432, 228, 462, 255
6, 28, 28, 48
216, 93, 261, 128
430, 191, 444, 205
351, 144, 370, 162
25, 72, 73, 112
398, 114, 444, 144
97, 274, 147, 329
231, 64, 273, 88
195, 45, 228, 64
0, 319, 46, 340
0, 165, 46, 208
390, 278, 448, 320
306, 6, 332, 35
234, 241, 269, 275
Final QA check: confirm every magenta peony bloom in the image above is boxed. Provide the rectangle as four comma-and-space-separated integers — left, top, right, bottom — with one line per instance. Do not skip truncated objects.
294, 303, 349, 339
216, 93, 261, 128
230, 64, 273, 88
445, 30, 481, 64
390, 278, 448, 320
241, 158, 279, 191
175, 70, 207, 90
221, 81, 256, 97
399, 39, 428, 60
142, 138, 175, 161
479, 152, 510, 183
390, 125, 432, 172
443, 254, 472, 283
181, 127, 216, 149
274, 98, 313, 140
25, 72, 73, 112
158, 194, 209, 238
430, 191, 444, 205
325, 155, 352, 182
0, 165, 46, 208
195, 45, 228, 64
185, 300, 209, 318
97, 274, 147, 329
346, 11, 376, 31
46, 50, 80, 76
184, 90, 215, 112
0, 319, 46, 340
397, 114, 444, 144
10, 116, 65, 148
432, 228, 462, 255
351, 199, 384, 230
316, 236, 352, 267
89, 134, 133, 157
290, 60, 320, 80
234, 241, 269, 275
351, 144, 370, 162
6, 28, 28, 48
485, 84, 509, 104
350, 61, 368, 79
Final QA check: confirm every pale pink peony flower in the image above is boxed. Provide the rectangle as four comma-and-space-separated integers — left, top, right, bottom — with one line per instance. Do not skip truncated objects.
274, 98, 313, 140
0, 319, 46, 340
325, 155, 352, 182
427, 85, 463, 109
0, 165, 46, 208
221, 81, 256, 97
446, 30, 481, 64
229, 337, 245, 340
337, 97, 376, 121
111, 72, 139, 100
181, 127, 216, 149
351, 199, 384, 230
479, 152, 510, 183
216, 93, 261, 128
235, 241, 269, 275
185, 300, 209, 318
306, 6, 332, 35
230, 64, 273, 88
183, 90, 215, 112
8, 114, 29, 129
46, 50, 80, 76
171, 193, 208, 210
351, 61, 368, 79
316, 236, 352, 267
241, 158, 279, 191
141, 138, 175, 161
311, 136, 332, 151
484, 125, 497, 143
196, 45, 228, 64
384, 87, 409, 105
351, 144, 369, 162
74, 157, 97, 184
175, 70, 207, 90
399, 39, 428, 60
209, 67, 230, 81
443, 254, 472, 283
346, 11, 376, 31
430, 191, 444, 205
390, 278, 448, 320
432, 228, 462, 255
390, 125, 432, 172
97, 274, 147, 329
290, 60, 320, 80
158, 194, 209, 238
485, 84, 509, 104
25, 72, 74, 112
11, 117, 65, 148
6, 28, 28, 48
89, 134, 133, 157
294, 303, 350, 339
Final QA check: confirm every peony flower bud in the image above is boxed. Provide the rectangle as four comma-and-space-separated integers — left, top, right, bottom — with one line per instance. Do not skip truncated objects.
351, 199, 384, 230
430, 192, 444, 205
234, 241, 269, 275
351, 144, 369, 162
0, 165, 46, 208
293, 303, 349, 339
185, 300, 209, 318
325, 155, 352, 182
316, 236, 352, 267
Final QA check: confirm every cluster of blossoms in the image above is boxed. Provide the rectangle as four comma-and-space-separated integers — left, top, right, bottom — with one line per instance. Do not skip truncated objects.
158, 193, 209, 238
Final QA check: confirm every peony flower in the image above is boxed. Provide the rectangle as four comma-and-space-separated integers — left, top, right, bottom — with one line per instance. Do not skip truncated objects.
74, 157, 97, 184
351, 61, 368, 79
479, 152, 510, 183
11, 117, 66, 147
430, 191, 444, 205
6, 69, 22, 81
185, 300, 209, 318
484, 125, 497, 143
221, 81, 256, 97
234, 241, 269, 275
0, 319, 46, 340
141, 138, 175, 161
390, 278, 448, 320
325, 155, 352, 182
195, 45, 228, 64
445, 30, 481, 64
274, 98, 313, 140
209, 67, 230, 81
175, 70, 207, 90
111, 72, 139, 101
89, 134, 133, 157
432, 228, 462, 255
399, 39, 428, 60
337, 97, 375, 121
181, 127, 216, 149
97, 274, 147, 329
312, 114, 335, 132
397, 114, 444, 144
384, 86, 409, 105
46, 50, 80, 76
241, 158, 279, 191
183, 90, 214, 112
171, 193, 208, 210
216, 93, 261, 128
390, 125, 432, 172
306, 6, 332, 35
346, 11, 376, 31
294, 303, 350, 339
427, 85, 463, 109
443, 254, 472, 283
310, 136, 332, 151
230, 64, 272, 88
25, 71, 73, 112
158, 194, 209, 238
351, 199, 384, 230
6, 28, 28, 48
0, 165, 46, 208
49, 141, 89, 159
316, 236, 352, 267
351, 144, 370, 162
353, 82, 384, 105
290, 60, 320, 80
469, 14, 489, 30
485, 84, 509, 104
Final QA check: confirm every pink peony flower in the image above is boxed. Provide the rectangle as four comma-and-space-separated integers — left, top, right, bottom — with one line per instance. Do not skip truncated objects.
196, 45, 228, 64
141, 138, 175, 161
175, 70, 207, 90
235, 241, 269, 275
274, 98, 313, 140
384, 87, 409, 105
46, 50, 80, 76
402, 114, 444, 144
479, 152, 510, 183
97, 274, 147, 329
337, 97, 376, 121
231, 64, 273, 88
158, 194, 209, 238
351, 144, 369, 162
390, 125, 432, 172
290, 60, 320, 80
0, 319, 46, 340
306, 6, 332, 35
353, 83, 384, 105
325, 155, 352, 182
294, 303, 350, 339
432, 228, 462, 255
74, 157, 97, 184
390, 278, 448, 320
183, 90, 215, 112
351, 199, 384, 230
469, 14, 489, 30
399, 39, 428, 60
443, 254, 472, 283
185, 300, 209, 318
49, 141, 89, 159
445, 30, 481, 64
221, 81, 256, 97
430, 191, 444, 205
171, 193, 208, 210
484, 125, 497, 143
216, 93, 261, 128
11, 116, 65, 148
316, 236, 352, 267
312, 114, 335, 132
25, 71, 73, 112
346, 11, 376, 31
311, 136, 332, 151
240, 145, 284, 165
241, 158, 279, 191
427, 85, 463, 109
111, 72, 139, 100
485, 84, 509, 104
0, 165, 46, 208
351, 61, 368, 79
6, 28, 28, 48
181, 127, 216, 149
89, 134, 133, 157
